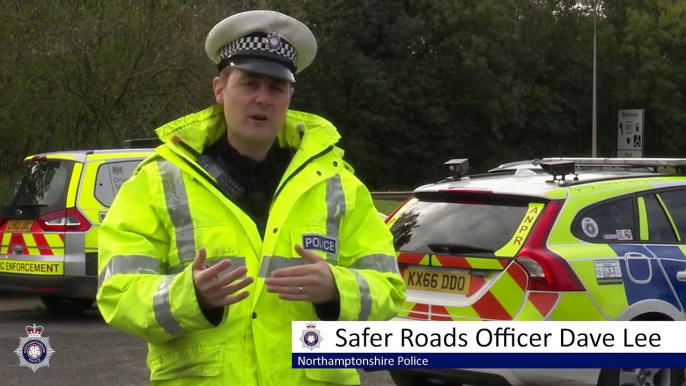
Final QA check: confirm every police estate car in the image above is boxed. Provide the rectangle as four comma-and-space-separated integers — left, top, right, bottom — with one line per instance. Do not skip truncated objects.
0, 140, 156, 315
381, 157, 686, 386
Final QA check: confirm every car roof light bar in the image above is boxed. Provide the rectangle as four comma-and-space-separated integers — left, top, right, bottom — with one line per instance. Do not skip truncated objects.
540, 157, 686, 168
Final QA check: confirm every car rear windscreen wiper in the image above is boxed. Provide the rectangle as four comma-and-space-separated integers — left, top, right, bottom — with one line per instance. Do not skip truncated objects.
427, 243, 494, 255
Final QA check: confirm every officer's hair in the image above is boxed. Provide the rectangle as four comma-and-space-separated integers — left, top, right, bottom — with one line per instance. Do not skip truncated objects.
219, 67, 234, 84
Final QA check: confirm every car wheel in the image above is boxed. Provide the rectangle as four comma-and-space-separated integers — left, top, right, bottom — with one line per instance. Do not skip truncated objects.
40, 295, 94, 316
389, 371, 461, 386
598, 368, 685, 386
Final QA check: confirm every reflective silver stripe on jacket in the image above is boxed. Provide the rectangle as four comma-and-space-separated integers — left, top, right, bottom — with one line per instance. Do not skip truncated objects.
153, 274, 185, 337
325, 174, 346, 264
98, 255, 162, 289
258, 256, 307, 278
348, 254, 399, 274
158, 159, 195, 262
350, 268, 372, 321
165, 257, 246, 275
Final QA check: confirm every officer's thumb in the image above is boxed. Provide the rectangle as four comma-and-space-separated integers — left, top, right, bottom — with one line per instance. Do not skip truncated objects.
192, 247, 207, 271
295, 245, 324, 264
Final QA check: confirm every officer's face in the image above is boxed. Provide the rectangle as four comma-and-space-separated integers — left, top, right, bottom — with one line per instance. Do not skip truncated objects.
214, 69, 293, 147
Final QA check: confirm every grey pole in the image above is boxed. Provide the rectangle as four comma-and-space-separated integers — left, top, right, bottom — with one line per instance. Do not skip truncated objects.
592, 0, 598, 157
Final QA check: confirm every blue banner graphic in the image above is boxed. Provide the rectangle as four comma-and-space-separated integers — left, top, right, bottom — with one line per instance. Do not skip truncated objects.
292, 353, 686, 369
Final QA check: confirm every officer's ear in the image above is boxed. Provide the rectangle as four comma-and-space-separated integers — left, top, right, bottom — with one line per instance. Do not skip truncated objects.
213, 76, 225, 104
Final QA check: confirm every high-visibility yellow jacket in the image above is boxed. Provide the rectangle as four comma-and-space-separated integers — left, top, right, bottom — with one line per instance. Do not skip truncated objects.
96, 104, 406, 386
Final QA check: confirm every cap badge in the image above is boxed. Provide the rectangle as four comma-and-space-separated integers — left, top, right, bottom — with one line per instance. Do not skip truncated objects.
267, 31, 282, 50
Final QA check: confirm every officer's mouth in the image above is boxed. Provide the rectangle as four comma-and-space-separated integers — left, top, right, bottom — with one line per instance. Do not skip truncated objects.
249, 114, 269, 122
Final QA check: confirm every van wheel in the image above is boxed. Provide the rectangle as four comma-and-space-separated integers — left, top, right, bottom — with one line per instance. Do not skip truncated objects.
390, 371, 461, 386
598, 368, 685, 386
40, 296, 94, 316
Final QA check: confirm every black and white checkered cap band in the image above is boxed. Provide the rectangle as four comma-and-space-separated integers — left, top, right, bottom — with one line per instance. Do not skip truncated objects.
219, 34, 298, 69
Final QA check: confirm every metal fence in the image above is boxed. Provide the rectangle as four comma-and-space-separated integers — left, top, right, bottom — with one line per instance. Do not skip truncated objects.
370, 191, 414, 200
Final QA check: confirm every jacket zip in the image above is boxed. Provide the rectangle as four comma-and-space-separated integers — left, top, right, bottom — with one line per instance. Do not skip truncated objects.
271, 145, 335, 204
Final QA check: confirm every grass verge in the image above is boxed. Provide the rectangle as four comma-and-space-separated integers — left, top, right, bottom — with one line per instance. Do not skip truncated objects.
373, 199, 404, 216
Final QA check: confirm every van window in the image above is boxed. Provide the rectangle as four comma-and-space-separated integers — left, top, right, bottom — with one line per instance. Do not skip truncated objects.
573, 197, 636, 242
93, 160, 142, 207
0, 159, 74, 220
658, 190, 686, 240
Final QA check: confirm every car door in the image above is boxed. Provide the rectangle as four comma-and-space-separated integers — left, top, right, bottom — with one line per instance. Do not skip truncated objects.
576, 195, 681, 312
642, 188, 686, 313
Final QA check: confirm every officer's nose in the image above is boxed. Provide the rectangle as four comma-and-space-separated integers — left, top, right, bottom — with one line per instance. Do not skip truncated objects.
255, 86, 272, 106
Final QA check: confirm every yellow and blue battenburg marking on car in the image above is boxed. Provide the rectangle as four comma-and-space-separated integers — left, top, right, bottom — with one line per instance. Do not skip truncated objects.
380, 157, 686, 386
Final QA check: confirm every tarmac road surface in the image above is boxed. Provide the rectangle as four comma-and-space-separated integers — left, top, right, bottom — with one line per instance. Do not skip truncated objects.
0, 295, 405, 386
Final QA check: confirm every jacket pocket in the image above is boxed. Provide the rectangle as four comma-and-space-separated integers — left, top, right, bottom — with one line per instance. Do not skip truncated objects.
149, 342, 225, 381
304, 368, 360, 385
169, 225, 238, 268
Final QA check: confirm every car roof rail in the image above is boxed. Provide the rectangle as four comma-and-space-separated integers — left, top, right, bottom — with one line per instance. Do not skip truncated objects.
488, 159, 543, 172
123, 138, 163, 149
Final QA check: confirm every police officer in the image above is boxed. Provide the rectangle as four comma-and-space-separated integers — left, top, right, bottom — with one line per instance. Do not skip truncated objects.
96, 9, 406, 386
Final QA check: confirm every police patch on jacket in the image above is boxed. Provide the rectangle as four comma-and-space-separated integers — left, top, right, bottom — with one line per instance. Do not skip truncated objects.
302, 234, 337, 254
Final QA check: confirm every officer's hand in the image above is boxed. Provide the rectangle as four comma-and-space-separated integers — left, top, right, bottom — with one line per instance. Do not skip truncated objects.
264, 245, 339, 304
192, 247, 254, 309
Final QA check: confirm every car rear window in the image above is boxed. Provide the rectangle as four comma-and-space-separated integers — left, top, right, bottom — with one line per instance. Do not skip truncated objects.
0, 159, 74, 219
389, 193, 541, 256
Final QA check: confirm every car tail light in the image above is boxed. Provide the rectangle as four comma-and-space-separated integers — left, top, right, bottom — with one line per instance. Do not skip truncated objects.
514, 200, 585, 291
38, 208, 91, 232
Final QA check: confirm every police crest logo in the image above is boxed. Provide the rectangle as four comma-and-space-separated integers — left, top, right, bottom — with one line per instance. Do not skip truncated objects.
13, 323, 56, 373
300, 322, 323, 350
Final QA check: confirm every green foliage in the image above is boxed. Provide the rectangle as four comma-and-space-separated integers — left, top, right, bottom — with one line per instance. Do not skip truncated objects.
0, 179, 8, 204
1, 0, 685, 190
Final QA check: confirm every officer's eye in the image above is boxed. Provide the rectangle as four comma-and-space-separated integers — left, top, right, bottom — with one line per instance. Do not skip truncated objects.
270, 84, 286, 93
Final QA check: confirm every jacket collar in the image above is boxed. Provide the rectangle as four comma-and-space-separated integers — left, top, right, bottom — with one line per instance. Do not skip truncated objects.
154, 104, 342, 158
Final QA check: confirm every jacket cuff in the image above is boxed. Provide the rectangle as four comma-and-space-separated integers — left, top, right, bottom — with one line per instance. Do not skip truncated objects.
168, 264, 224, 332
329, 266, 362, 321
